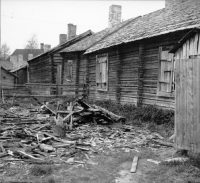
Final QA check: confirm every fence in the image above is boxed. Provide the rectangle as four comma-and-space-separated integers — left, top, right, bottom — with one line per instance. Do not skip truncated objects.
175, 58, 200, 153
0, 83, 89, 99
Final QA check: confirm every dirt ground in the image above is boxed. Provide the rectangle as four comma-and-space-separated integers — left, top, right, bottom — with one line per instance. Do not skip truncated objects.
0, 98, 200, 183
0, 132, 199, 183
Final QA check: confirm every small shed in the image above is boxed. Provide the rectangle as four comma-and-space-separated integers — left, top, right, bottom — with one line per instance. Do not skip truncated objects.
0, 66, 18, 88
10, 64, 28, 85
170, 28, 200, 152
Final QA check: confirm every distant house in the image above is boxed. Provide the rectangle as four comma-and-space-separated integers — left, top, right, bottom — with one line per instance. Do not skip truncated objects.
10, 44, 47, 69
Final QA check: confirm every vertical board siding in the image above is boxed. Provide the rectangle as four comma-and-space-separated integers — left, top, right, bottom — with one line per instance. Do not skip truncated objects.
175, 33, 200, 59
176, 58, 200, 153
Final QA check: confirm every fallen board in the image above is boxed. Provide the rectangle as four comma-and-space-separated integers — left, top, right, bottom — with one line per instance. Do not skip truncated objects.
130, 156, 139, 173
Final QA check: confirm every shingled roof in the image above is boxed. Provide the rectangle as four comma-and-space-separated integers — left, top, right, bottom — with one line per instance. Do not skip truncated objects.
61, 17, 140, 53
0, 61, 14, 71
85, 1, 200, 54
28, 30, 93, 62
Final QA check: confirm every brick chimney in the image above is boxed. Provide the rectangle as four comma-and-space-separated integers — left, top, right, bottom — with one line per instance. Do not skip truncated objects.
44, 44, 51, 52
108, 5, 122, 28
40, 43, 44, 51
59, 34, 67, 44
165, 0, 189, 11
67, 24, 77, 41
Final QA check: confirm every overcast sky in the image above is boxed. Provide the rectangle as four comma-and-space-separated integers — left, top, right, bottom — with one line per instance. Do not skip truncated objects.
2, 0, 165, 53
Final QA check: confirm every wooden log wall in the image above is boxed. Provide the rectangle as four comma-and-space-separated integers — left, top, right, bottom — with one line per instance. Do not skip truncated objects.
86, 30, 190, 109
88, 48, 119, 102
141, 31, 189, 109
137, 43, 145, 107
119, 44, 139, 105
115, 45, 123, 104
29, 55, 51, 83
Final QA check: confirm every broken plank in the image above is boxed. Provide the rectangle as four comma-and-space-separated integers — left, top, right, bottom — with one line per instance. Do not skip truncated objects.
130, 156, 139, 173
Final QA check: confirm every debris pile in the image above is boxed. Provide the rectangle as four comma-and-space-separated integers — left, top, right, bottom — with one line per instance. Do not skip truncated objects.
0, 98, 173, 167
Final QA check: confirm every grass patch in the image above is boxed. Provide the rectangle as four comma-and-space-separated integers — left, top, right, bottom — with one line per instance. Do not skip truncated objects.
92, 100, 174, 137
29, 165, 53, 176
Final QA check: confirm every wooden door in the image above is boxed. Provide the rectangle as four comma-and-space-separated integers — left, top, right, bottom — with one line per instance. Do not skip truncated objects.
56, 64, 62, 95
176, 58, 200, 152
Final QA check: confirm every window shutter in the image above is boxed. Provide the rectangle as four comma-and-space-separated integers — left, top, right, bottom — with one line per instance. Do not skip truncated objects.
158, 47, 174, 93
96, 54, 108, 91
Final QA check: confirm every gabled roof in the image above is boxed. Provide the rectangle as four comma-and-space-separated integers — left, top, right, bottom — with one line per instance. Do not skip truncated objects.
85, 1, 200, 54
28, 30, 93, 62
11, 49, 44, 61
169, 28, 200, 53
10, 63, 28, 73
1, 66, 18, 77
60, 17, 140, 53
0, 61, 14, 71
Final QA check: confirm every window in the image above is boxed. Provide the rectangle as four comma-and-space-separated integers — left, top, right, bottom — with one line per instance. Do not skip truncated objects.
28, 54, 33, 60
96, 54, 108, 91
66, 60, 73, 81
157, 47, 175, 96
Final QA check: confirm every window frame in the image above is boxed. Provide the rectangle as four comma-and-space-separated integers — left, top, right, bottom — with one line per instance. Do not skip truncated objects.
157, 47, 175, 97
96, 53, 108, 92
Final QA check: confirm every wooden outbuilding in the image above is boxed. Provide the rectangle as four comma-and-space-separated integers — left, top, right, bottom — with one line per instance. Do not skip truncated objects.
0, 66, 18, 88
169, 28, 200, 152
60, 0, 200, 109
10, 64, 28, 85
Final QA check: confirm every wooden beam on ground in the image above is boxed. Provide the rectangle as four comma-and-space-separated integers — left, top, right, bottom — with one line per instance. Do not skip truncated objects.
130, 156, 139, 173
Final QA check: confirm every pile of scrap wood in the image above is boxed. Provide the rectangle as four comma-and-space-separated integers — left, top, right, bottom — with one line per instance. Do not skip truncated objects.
41, 98, 126, 134
0, 98, 173, 167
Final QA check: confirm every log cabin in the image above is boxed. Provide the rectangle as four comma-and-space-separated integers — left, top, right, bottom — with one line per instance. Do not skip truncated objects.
60, 0, 200, 109
27, 26, 92, 94
60, 14, 139, 95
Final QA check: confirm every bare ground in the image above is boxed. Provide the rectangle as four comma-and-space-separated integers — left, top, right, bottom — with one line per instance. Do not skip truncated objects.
0, 136, 199, 183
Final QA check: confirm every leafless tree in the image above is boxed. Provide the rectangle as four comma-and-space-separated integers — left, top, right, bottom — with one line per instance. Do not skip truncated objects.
24, 34, 39, 49
0, 43, 11, 61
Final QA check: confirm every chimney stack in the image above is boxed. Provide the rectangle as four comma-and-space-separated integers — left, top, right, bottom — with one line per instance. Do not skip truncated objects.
44, 44, 51, 52
67, 24, 77, 41
59, 34, 67, 44
108, 5, 122, 28
40, 43, 44, 50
